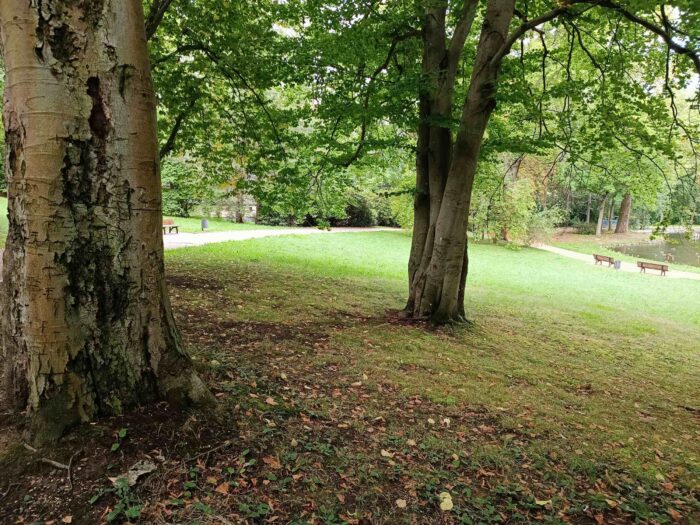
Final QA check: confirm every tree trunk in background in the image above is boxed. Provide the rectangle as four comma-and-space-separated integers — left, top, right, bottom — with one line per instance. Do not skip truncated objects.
1, 0, 212, 444
596, 194, 608, 237
615, 193, 632, 233
586, 193, 592, 223
405, 0, 514, 323
607, 196, 615, 232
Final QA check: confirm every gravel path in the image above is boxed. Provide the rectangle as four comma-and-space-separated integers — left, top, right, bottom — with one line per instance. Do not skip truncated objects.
535, 244, 700, 281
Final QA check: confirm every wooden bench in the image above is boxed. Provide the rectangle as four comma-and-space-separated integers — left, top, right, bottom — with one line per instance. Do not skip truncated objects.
162, 219, 179, 235
593, 254, 615, 267
637, 261, 668, 276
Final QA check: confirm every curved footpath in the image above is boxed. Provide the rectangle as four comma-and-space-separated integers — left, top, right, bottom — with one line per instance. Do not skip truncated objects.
163, 226, 397, 250
0, 228, 396, 282
535, 244, 700, 281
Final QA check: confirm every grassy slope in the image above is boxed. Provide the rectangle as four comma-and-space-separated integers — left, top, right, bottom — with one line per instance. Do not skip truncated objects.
551, 232, 700, 274
1, 231, 697, 523
163, 232, 699, 522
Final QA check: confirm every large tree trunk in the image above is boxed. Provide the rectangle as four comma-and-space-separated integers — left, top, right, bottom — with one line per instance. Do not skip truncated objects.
615, 192, 632, 233
405, 0, 514, 323
595, 194, 609, 237
0, 0, 212, 444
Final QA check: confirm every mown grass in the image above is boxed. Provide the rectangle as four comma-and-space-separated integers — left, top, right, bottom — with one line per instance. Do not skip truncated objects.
551, 232, 700, 274
163, 232, 700, 522
163, 214, 280, 233
1, 230, 698, 523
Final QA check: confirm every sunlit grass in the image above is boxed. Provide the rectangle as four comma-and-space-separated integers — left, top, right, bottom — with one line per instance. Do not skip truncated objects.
167, 231, 700, 492
552, 233, 700, 274
0, 196, 7, 248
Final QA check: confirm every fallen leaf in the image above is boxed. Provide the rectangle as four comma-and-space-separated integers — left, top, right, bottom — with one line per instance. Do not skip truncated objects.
380, 449, 394, 458
667, 508, 682, 522
265, 397, 278, 406
406, 439, 417, 447
215, 482, 230, 495
263, 455, 282, 469
395, 499, 407, 509
62, 517, 73, 524
111, 460, 157, 487
535, 499, 551, 506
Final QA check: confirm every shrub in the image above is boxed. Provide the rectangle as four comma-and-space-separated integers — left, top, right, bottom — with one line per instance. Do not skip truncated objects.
571, 219, 598, 235
525, 207, 564, 246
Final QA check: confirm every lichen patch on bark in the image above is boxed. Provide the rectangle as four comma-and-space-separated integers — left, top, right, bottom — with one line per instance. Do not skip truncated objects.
1, 0, 213, 445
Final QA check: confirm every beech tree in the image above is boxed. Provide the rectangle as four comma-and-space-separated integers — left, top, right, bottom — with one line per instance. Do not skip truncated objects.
403, 0, 700, 322
615, 193, 633, 233
0, 0, 211, 443
280, 0, 697, 323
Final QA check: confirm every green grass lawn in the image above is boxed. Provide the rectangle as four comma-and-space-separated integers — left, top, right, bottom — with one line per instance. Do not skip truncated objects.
160, 232, 700, 524
0, 197, 7, 248
163, 214, 281, 233
552, 232, 700, 274
2, 231, 698, 524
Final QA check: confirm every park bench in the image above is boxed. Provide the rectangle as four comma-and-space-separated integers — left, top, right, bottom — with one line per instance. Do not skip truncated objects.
637, 261, 668, 276
593, 254, 615, 267
162, 219, 179, 235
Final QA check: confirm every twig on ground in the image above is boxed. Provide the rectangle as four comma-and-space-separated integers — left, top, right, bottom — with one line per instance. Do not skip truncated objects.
184, 440, 232, 464
22, 443, 38, 453
67, 450, 82, 491
0, 483, 19, 501
39, 458, 70, 470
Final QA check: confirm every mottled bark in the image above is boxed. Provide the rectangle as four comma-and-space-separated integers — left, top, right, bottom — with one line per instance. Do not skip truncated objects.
0, 0, 212, 444
615, 192, 632, 233
405, 0, 514, 323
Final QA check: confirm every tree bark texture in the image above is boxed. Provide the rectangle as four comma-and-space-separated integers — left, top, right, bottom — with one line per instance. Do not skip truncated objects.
615, 192, 632, 233
0, 0, 211, 444
607, 196, 615, 232
596, 194, 609, 237
405, 0, 514, 323
586, 193, 592, 223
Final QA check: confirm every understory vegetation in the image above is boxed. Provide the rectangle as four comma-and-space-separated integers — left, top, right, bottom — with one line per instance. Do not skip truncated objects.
1, 232, 697, 524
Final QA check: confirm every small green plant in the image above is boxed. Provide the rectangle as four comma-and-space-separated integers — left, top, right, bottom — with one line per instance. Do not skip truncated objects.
238, 501, 270, 519
89, 477, 142, 523
110, 428, 128, 452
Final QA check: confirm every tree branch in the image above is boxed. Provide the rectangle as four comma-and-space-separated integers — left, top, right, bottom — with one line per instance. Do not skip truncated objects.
493, 0, 700, 76
491, 6, 572, 66
596, 0, 700, 76
160, 97, 197, 159
145, 0, 175, 41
